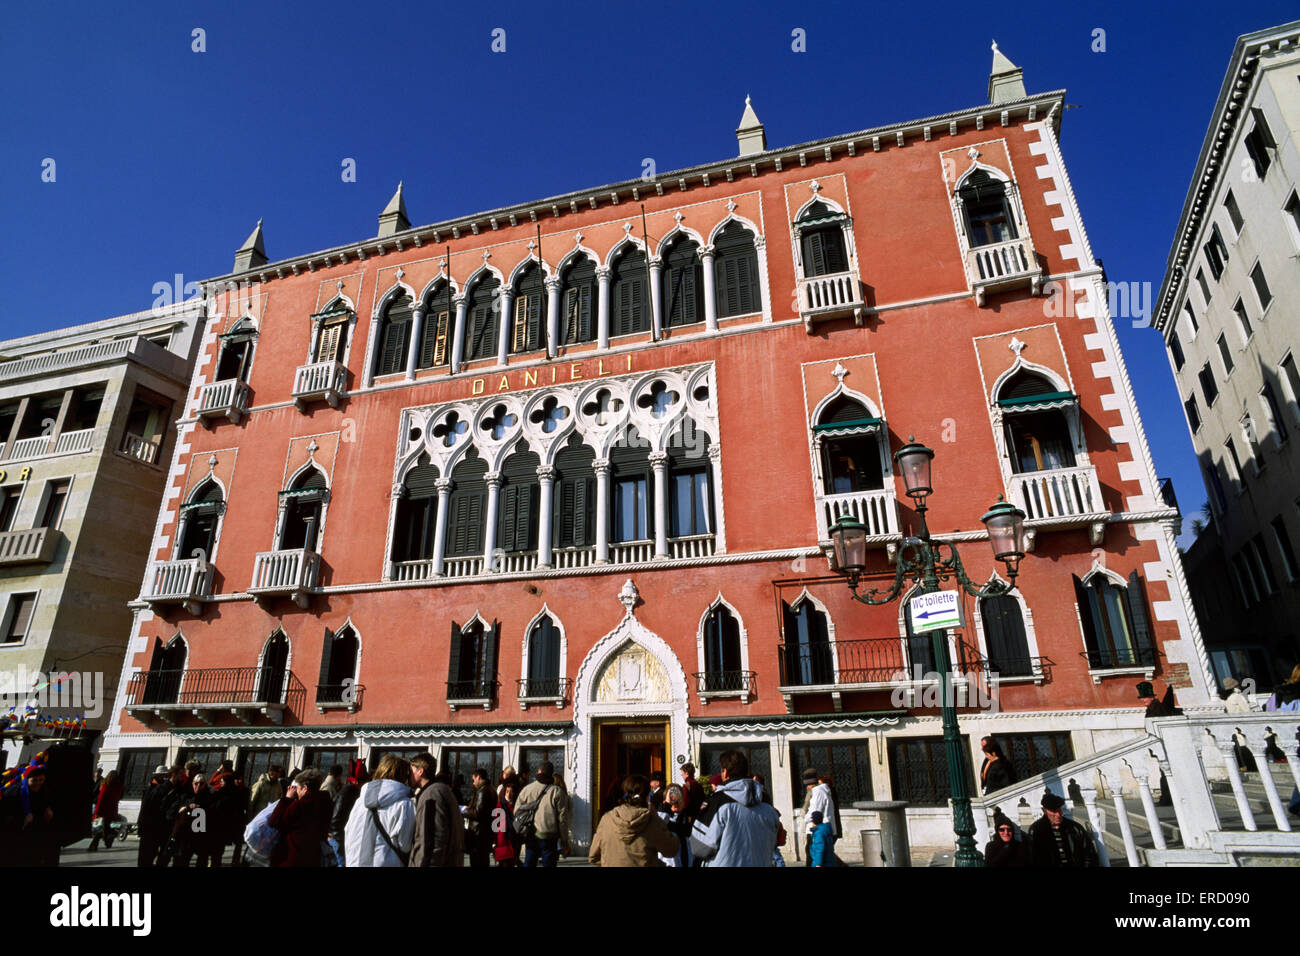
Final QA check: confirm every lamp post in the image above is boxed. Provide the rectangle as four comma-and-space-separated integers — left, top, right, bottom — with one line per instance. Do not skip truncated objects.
828, 437, 1026, 868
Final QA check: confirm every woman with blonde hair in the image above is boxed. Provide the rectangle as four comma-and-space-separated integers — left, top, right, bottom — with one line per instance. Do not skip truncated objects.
344, 754, 415, 867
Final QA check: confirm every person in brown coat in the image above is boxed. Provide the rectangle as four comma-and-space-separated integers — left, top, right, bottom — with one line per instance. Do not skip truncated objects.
409, 754, 463, 867
268, 768, 333, 867
589, 774, 679, 867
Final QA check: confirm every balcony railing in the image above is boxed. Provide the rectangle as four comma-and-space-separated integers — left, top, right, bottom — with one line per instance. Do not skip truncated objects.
669, 533, 716, 559
447, 679, 499, 710
796, 270, 865, 327
124, 667, 306, 724
292, 360, 347, 409
197, 378, 250, 425
7, 435, 54, 460
52, 428, 94, 455
609, 539, 654, 563
443, 555, 485, 578
0, 527, 61, 566
777, 637, 987, 689
816, 486, 900, 542
142, 557, 213, 614
517, 677, 572, 706
964, 235, 1042, 305
120, 432, 161, 465
692, 669, 757, 702
249, 548, 320, 607
551, 545, 596, 569
498, 550, 538, 574
0, 337, 133, 383
316, 682, 363, 712
1009, 464, 1105, 522
1082, 645, 1158, 671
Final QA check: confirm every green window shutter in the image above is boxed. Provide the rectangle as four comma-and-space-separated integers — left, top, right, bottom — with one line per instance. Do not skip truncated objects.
563, 288, 579, 344
736, 253, 758, 314
1073, 575, 1099, 657
527, 290, 543, 351
556, 477, 576, 547
516, 483, 536, 550
316, 628, 335, 698
616, 278, 633, 336
466, 492, 484, 554
802, 231, 827, 277
1124, 571, 1153, 654
482, 621, 501, 687
447, 496, 468, 556
499, 484, 519, 552
446, 621, 463, 688
578, 283, 594, 341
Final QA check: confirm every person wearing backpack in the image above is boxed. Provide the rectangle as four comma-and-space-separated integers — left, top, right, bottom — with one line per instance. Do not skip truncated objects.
516, 760, 569, 867
688, 750, 781, 867
343, 754, 415, 867
409, 753, 463, 867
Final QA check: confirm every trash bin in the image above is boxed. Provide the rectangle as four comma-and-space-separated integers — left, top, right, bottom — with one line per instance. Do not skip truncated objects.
852, 800, 911, 867
860, 828, 886, 867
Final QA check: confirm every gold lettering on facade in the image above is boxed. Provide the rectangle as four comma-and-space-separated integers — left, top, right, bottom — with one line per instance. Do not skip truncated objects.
497, 376, 510, 391
598, 358, 610, 376
18, 467, 31, 482
570, 363, 583, 381
626, 354, 633, 371
523, 370, 538, 386
471, 378, 486, 395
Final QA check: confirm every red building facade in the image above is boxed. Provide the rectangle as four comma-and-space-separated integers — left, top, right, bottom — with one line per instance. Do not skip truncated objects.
101, 51, 1213, 854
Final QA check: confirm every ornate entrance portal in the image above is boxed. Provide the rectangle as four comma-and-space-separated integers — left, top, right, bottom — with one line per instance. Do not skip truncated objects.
594, 719, 668, 820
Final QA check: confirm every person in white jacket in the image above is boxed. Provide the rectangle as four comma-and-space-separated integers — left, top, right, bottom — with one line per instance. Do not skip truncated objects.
344, 755, 415, 867
806, 775, 838, 859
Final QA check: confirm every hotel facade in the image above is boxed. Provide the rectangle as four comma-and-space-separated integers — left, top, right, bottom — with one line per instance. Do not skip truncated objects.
99, 48, 1213, 855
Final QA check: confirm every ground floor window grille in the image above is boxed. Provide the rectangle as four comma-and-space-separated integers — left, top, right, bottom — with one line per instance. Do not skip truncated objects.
887, 735, 973, 807
117, 748, 167, 798
789, 739, 873, 806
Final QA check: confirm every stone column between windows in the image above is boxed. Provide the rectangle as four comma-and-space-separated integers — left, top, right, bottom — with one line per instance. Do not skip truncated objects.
496, 289, 514, 367
544, 278, 561, 359
593, 458, 611, 563
431, 478, 453, 577
483, 471, 503, 571
536, 465, 555, 568
700, 245, 718, 332
405, 305, 426, 382
595, 267, 611, 350
754, 236, 771, 321
450, 295, 469, 375
648, 256, 663, 341
1, 396, 29, 461
708, 442, 723, 543
362, 314, 382, 388
49, 388, 74, 454
650, 451, 668, 559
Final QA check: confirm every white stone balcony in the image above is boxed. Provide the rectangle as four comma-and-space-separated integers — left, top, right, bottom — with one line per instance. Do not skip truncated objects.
443, 555, 485, 578
550, 545, 596, 570
142, 557, 213, 615
815, 487, 900, 543
964, 235, 1043, 305
1008, 464, 1108, 543
291, 360, 347, 410
249, 548, 320, 608
796, 270, 865, 329
197, 378, 250, 426
120, 432, 161, 465
669, 533, 716, 559
0, 527, 61, 566
609, 539, 654, 563
6, 435, 54, 460
52, 428, 94, 455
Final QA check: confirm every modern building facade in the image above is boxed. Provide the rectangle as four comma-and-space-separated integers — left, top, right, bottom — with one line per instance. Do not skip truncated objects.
0, 301, 205, 769
1154, 20, 1300, 691
100, 47, 1213, 855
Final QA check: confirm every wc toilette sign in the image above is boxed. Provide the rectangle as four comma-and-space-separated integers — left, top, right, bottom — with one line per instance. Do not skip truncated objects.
908, 590, 962, 633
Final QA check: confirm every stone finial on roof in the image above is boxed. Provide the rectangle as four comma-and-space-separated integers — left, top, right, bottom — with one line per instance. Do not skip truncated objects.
378, 182, 411, 237
736, 95, 767, 157
988, 40, 1027, 104
233, 219, 267, 273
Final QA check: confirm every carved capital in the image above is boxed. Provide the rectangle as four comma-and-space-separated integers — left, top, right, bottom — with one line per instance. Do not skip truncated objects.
452, 293, 467, 307
435, 478, 454, 494
536, 465, 556, 481
698, 245, 716, 260
593, 458, 611, 476
595, 266, 612, 281
648, 451, 669, 468
544, 277, 562, 293
391, 483, 406, 499
485, 471, 503, 488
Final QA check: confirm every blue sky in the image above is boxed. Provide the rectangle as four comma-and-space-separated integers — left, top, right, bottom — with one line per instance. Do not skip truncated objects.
2, 0, 1295, 537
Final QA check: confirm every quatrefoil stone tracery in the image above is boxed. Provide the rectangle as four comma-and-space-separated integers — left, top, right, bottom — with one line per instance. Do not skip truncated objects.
432, 411, 467, 447
530, 396, 570, 434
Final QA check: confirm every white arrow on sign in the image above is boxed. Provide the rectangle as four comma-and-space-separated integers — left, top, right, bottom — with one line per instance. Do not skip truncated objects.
908, 590, 962, 634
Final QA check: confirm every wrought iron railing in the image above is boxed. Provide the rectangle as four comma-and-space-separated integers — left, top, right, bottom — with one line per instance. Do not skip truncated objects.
126, 667, 306, 712
516, 677, 572, 700
692, 670, 757, 694
777, 637, 987, 688
315, 682, 363, 706
447, 679, 499, 702
1082, 645, 1158, 670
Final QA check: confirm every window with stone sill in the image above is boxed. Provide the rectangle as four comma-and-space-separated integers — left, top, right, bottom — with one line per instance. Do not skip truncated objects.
994, 369, 1080, 475
447, 618, 499, 703
957, 170, 1020, 248
1072, 571, 1156, 672
419, 280, 455, 369
316, 625, 359, 706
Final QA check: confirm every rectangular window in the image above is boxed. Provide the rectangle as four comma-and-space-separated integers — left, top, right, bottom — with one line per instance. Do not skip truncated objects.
700, 743, 772, 791
1184, 301, 1199, 335
1272, 516, 1299, 583
1195, 268, 1211, 306
1249, 262, 1272, 311
613, 476, 648, 542
441, 747, 503, 798
301, 748, 357, 774
1199, 363, 1218, 406
1261, 382, 1289, 446
117, 749, 168, 799
39, 479, 70, 530
669, 468, 711, 537
1250, 535, 1278, 594
1230, 555, 1255, 606
791, 739, 873, 806
0, 486, 20, 533
1169, 330, 1185, 371
176, 748, 229, 774
1206, 463, 1227, 513
1241, 415, 1261, 470
1218, 333, 1235, 374
1223, 190, 1244, 235
1281, 353, 1300, 428
517, 746, 566, 783
888, 735, 974, 808
237, 748, 291, 785
1233, 300, 1252, 343
1203, 224, 1228, 280
1224, 438, 1243, 485
1285, 192, 1300, 253
3, 593, 36, 644
1184, 396, 1201, 433
1244, 107, 1275, 180
1003, 732, 1075, 783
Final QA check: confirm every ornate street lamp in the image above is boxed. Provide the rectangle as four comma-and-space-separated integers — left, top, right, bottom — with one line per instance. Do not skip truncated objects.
827, 438, 1026, 868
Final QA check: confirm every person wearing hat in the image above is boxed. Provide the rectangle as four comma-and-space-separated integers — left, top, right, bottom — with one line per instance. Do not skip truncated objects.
1025, 790, 1098, 867
799, 768, 820, 865
983, 810, 1029, 867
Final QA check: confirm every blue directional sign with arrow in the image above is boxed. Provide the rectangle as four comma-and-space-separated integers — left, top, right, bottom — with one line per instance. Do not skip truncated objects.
908, 590, 962, 633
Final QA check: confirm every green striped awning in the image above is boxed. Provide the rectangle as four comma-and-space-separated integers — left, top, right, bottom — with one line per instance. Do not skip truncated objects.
813, 416, 881, 434
997, 391, 1077, 412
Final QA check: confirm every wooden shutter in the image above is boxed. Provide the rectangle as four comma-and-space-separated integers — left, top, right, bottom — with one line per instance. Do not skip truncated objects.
802, 232, 827, 277
574, 477, 591, 546
316, 322, 343, 363
563, 289, 580, 344
1073, 575, 1099, 657
735, 254, 757, 315
317, 628, 335, 699
447, 621, 463, 687
515, 483, 536, 550
420, 310, 449, 368
482, 620, 501, 687
512, 295, 529, 352
499, 484, 519, 552
555, 477, 576, 547
465, 493, 483, 554
1124, 571, 1154, 655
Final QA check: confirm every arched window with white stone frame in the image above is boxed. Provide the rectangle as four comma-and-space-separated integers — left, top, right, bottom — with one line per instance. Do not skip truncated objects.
255, 629, 292, 705
950, 162, 1042, 304
971, 575, 1043, 682
780, 591, 836, 689
141, 633, 187, 705
695, 596, 752, 701
316, 622, 362, 710
1072, 566, 1156, 674
519, 607, 568, 706
809, 386, 896, 542
276, 463, 329, 554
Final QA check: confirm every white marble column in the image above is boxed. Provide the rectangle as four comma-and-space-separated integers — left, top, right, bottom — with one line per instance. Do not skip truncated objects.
497, 289, 514, 366
545, 278, 561, 358
648, 256, 663, 340
405, 306, 426, 381
708, 442, 724, 546
431, 479, 453, 577
596, 266, 611, 349
650, 451, 668, 559
700, 245, 718, 332
594, 458, 610, 563
537, 465, 555, 568
483, 472, 502, 571
362, 312, 382, 388
450, 295, 468, 374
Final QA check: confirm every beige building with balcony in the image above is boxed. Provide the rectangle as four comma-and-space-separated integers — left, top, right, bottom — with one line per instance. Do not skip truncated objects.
0, 300, 204, 768
1154, 20, 1300, 690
